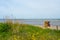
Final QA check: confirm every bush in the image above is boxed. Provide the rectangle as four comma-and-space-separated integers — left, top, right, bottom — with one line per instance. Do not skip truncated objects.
0, 23, 11, 33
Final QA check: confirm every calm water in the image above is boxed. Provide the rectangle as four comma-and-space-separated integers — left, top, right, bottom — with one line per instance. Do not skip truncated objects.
0, 19, 60, 26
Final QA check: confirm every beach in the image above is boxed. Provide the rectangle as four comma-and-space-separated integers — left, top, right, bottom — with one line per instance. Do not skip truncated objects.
34, 25, 60, 30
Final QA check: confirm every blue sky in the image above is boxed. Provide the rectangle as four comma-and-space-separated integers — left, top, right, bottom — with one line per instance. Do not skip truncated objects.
0, 0, 60, 19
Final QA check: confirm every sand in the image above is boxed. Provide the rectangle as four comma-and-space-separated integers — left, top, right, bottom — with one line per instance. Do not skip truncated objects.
34, 25, 60, 30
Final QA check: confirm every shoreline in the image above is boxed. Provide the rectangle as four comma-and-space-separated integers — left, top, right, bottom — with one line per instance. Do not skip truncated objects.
34, 25, 60, 30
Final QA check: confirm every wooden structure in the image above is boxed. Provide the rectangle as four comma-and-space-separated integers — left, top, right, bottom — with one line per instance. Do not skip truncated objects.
44, 21, 50, 28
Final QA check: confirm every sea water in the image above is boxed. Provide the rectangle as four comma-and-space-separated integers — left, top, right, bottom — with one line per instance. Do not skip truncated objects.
0, 19, 60, 26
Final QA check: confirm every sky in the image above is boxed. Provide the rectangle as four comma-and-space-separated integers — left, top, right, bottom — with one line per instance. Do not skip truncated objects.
0, 0, 60, 19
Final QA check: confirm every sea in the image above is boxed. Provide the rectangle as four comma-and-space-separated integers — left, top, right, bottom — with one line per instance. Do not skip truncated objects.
0, 19, 60, 26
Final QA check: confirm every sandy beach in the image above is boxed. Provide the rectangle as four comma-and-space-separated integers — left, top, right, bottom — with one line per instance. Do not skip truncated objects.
34, 25, 60, 30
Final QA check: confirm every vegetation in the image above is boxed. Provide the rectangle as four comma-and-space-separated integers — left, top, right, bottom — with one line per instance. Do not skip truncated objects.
0, 21, 60, 40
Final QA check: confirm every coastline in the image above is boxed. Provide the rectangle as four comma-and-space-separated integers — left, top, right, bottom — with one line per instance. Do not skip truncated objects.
34, 25, 60, 30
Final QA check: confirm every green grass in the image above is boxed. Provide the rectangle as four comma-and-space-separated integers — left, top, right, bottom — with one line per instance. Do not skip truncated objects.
0, 22, 60, 40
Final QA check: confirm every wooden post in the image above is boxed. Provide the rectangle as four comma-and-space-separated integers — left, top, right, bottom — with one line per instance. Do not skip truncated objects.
56, 25, 58, 30
56, 25, 58, 40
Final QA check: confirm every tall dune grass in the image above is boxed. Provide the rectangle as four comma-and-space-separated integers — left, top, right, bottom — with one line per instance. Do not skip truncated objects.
0, 20, 60, 40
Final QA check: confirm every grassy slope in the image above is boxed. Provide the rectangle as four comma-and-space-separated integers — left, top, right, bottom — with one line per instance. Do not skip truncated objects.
0, 23, 60, 40
19, 24, 60, 40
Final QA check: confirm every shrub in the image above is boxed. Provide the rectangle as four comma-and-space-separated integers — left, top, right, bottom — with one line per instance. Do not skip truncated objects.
0, 23, 11, 33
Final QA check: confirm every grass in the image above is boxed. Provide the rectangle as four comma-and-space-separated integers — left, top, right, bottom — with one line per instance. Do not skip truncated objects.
0, 21, 60, 40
